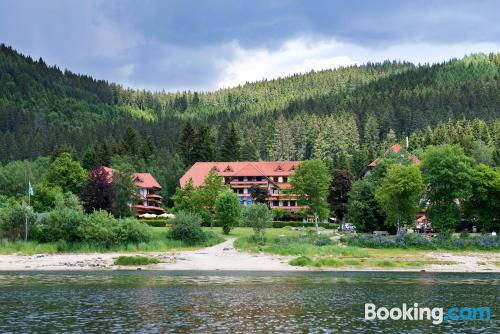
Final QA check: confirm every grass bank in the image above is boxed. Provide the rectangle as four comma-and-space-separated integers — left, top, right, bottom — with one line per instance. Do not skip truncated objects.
233, 230, 465, 269
114, 255, 160, 266
0, 226, 224, 255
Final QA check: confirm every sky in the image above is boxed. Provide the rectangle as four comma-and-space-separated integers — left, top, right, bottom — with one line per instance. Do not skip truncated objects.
1, 0, 500, 92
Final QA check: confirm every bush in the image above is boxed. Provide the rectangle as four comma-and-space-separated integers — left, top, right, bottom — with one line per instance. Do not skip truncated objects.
118, 219, 152, 244
289, 256, 313, 266
343, 233, 500, 250
114, 256, 159, 266
215, 190, 241, 235
272, 209, 291, 221
37, 194, 86, 243
271, 221, 338, 229
77, 210, 119, 248
141, 219, 170, 227
0, 200, 36, 241
244, 204, 273, 243
168, 211, 207, 245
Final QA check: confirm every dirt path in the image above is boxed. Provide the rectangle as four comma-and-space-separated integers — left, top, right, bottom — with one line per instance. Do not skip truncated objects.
154, 238, 305, 271
0, 238, 305, 271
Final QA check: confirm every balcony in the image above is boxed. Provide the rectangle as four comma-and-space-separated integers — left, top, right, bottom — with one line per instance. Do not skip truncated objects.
146, 194, 163, 200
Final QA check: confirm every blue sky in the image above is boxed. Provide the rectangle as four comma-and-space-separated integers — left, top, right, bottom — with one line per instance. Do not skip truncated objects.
1, 0, 499, 91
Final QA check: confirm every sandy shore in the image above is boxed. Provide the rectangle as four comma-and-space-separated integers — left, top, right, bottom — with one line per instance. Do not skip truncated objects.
0, 238, 498, 272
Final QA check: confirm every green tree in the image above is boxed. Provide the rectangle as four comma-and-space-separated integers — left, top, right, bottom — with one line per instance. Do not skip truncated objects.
463, 164, 500, 232
289, 159, 331, 233
244, 203, 273, 243
0, 199, 36, 241
347, 178, 385, 232
328, 169, 353, 224
215, 190, 241, 235
220, 124, 241, 161
81, 145, 99, 170
139, 136, 156, 163
197, 169, 227, 226
122, 126, 140, 156
111, 168, 135, 218
421, 145, 474, 232
192, 126, 216, 162
269, 116, 296, 161
375, 164, 424, 233
31, 183, 62, 212
37, 192, 86, 242
179, 122, 196, 165
45, 152, 87, 194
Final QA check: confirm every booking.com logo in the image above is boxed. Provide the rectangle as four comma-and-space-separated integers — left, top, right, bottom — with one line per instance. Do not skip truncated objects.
365, 303, 491, 325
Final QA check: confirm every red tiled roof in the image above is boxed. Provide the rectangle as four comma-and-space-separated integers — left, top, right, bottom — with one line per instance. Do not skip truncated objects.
133, 173, 161, 189
368, 144, 421, 169
94, 167, 161, 189
180, 161, 301, 187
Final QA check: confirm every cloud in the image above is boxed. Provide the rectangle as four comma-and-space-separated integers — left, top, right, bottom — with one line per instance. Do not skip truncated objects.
215, 38, 356, 88
1, 0, 500, 91
213, 37, 500, 89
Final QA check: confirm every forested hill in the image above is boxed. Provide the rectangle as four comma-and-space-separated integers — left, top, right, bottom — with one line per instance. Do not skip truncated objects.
1, 43, 500, 164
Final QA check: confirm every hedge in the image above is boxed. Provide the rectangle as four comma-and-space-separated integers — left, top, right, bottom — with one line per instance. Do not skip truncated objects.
140, 219, 171, 227
272, 221, 338, 229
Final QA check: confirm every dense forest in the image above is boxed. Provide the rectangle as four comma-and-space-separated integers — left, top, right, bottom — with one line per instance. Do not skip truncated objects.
1, 43, 499, 205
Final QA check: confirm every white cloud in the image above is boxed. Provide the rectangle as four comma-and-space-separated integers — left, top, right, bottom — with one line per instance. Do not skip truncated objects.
213, 36, 500, 89
215, 37, 356, 88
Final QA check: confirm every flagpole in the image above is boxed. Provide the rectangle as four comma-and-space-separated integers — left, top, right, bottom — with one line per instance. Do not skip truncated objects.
24, 171, 28, 241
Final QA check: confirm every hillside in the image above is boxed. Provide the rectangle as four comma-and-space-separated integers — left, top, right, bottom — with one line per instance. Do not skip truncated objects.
1, 44, 500, 203
1, 45, 500, 154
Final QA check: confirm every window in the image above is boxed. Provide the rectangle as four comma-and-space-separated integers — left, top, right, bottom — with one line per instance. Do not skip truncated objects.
283, 177, 288, 183
256, 177, 262, 181
273, 201, 279, 207
283, 201, 289, 207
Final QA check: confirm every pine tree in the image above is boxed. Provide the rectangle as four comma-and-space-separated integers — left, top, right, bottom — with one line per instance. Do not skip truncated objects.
269, 116, 296, 161
364, 113, 380, 145
179, 122, 196, 165
140, 136, 156, 163
192, 126, 216, 162
82, 146, 99, 170
220, 124, 241, 161
122, 126, 140, 156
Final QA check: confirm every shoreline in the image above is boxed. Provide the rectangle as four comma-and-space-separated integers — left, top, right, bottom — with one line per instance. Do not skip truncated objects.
0, 238, 498, 272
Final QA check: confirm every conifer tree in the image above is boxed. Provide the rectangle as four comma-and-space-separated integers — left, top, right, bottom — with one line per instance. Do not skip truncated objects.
220, 124, 241, 161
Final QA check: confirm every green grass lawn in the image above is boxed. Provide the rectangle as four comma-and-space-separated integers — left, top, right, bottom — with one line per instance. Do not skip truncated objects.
232, 229, 463, 269
0, 226, 223, 255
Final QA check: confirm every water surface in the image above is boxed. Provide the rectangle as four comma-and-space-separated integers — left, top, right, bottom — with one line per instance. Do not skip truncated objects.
0, 271, 497, 333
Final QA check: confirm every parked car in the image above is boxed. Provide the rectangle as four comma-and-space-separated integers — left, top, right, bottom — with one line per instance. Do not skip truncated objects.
339, 223, 356, 232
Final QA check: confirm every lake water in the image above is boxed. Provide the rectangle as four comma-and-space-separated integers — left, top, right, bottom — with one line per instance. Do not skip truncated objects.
0, 271, 497, 333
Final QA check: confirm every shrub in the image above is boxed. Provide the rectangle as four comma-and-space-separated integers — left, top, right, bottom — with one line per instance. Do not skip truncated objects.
114, 256, 159, 266
289, 256, 312, 266
272, 209, 291, 221
244, 204, 273, 243
118, 219, 151, 244
272, 221, 338, 229
141, 219, 170, 227
215, 190, 241, 235
343, 233, 500, 250
168, 211, 207, 245
37, 194, 86, 243
77, 210, 119, 248
0, 200, 36, 241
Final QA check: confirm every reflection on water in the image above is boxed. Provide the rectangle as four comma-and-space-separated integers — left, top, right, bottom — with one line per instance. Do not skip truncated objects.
0, 271, 498, 333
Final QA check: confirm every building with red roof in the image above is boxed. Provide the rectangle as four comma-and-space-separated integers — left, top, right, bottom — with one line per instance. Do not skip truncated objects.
364, 143, 421, 176
93, 166, 165, 215
180, 161, 306, 212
